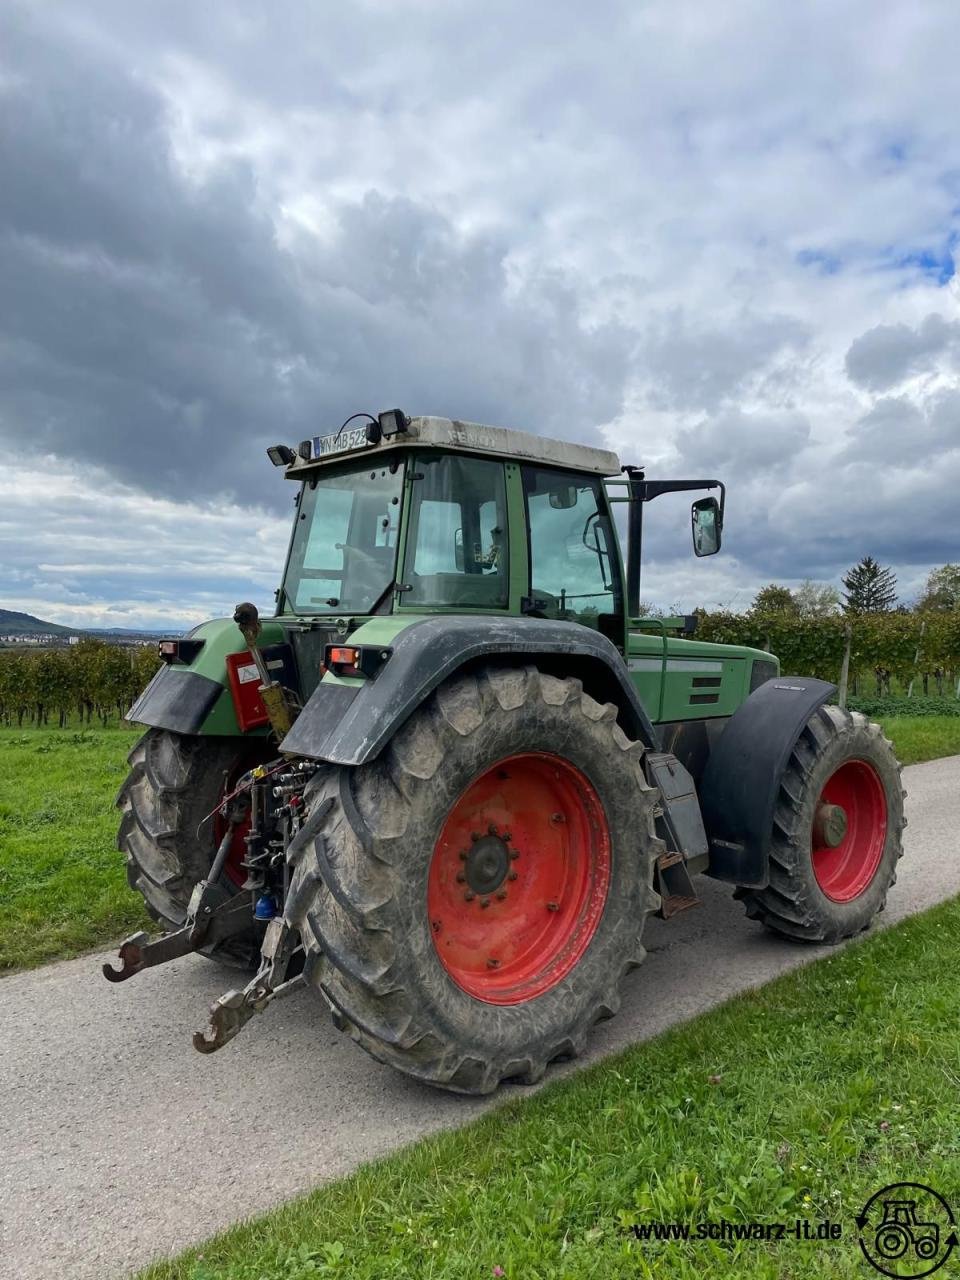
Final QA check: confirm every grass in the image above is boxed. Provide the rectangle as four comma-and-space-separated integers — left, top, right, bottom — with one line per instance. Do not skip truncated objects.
879, 715, 960, 765
136, 896, 960, 1280
0, 714, 958, 973
0, 725, 148, 970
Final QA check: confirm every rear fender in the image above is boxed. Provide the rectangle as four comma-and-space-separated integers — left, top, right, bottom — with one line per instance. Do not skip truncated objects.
126, 616, 287, 736
279, 615, 660, 764
698, 676, 837, 887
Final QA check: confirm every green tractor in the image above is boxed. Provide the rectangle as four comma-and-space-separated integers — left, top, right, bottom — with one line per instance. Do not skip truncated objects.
105, 412, 905, 1094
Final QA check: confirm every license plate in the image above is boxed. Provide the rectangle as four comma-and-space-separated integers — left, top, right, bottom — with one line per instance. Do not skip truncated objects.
312, 426, 370, 458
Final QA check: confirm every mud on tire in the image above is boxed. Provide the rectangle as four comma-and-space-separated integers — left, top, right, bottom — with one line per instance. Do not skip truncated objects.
117, 728, 268, 966
735, 705, 905, 944
284, 665, 664, 1095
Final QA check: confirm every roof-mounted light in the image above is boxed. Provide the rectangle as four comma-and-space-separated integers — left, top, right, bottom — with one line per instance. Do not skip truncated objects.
377, 408, 408, 438
267, 444, 296, 467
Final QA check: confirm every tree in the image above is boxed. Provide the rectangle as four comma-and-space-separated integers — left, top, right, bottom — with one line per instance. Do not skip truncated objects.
751, 583, 798, 615
916, 563, 960, 612
793, 579, 841, 617
842, 556, 897, 614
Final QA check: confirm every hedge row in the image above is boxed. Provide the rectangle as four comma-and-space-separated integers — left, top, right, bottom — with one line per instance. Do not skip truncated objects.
695, 611, 960, 687
846, 695, 960, 719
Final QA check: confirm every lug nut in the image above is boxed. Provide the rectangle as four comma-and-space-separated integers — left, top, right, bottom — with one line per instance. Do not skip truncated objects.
546, 901, 559, 912
459, 850, 469, 861
431, 919, 442, 933
508, 870, 518, 881
488, 822, 498, 835
456, 871, 466, 883
509, 850, 519, 861
465, 890, 475, 901
487, 958, 500, 968
501, 830, 512, 842
551, 812, 565, 824
480, 897, 491, 909
496, 890, 507, 901
471, 832, 480, 843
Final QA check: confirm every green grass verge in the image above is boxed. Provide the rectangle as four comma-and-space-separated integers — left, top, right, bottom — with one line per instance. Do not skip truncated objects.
137, 896, 960, 1280
878, 715, 960, 766
0, 726, 147, 970
0, 715, 957, 972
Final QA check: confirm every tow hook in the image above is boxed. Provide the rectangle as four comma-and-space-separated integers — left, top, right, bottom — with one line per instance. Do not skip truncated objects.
192, 917, 304, 1054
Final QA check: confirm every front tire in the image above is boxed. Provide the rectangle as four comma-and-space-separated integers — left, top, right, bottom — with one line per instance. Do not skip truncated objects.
735, 705, 905, 944
284, 666, 663, 1094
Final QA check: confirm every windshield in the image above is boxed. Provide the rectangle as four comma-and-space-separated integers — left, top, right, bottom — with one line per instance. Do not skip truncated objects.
281, 458, 404, 614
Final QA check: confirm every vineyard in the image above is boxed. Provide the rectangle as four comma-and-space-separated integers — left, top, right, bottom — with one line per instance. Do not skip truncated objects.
0, 640, 160, 727
695, 610, 960, 696
1, 611, 958, 729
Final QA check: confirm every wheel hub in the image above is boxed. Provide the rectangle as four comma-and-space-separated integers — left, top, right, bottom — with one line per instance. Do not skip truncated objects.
813, 802, 848, 849
811, 758, 887, 902
464, 833, 510, 895
427, 752, 612, 1005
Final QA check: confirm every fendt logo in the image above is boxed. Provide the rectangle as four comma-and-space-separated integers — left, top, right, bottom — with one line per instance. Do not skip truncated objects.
857, 1183, 957, 1277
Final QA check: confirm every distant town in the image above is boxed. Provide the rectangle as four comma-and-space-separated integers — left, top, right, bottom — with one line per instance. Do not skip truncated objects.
0, 607, 179, 650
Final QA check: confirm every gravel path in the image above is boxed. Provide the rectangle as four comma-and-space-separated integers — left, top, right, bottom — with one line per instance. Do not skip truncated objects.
1, 754, 957, 1280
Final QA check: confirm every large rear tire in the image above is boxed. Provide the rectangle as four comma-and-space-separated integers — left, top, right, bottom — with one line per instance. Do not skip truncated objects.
284, 666, 663, 1094
735, 705, 905, 944
117, 728, 271, 966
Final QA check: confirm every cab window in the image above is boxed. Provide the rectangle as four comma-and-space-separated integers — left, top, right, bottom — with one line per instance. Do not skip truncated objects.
523, 467, 621, 629
403, 455, 509, 608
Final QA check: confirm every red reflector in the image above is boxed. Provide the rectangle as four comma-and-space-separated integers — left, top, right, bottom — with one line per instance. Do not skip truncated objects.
329, 646, 360, 665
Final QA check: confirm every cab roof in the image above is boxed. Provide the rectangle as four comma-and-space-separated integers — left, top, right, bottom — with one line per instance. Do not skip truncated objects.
284, 414, 622, 478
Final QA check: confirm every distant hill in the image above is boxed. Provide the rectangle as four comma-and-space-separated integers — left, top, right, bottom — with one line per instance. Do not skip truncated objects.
0, 608, 76, 637
0, 608, 180, 640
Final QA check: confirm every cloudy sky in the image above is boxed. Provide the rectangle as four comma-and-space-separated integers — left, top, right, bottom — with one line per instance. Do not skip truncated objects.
1, 0, 958, 629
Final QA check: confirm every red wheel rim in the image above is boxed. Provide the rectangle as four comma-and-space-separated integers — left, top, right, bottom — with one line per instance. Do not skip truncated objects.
427, 752, 611, 1004
811, 759, 887, 903
212, 759, 255, 888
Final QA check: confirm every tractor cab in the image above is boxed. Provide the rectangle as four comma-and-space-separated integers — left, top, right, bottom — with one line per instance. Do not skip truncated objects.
274, 411, 722, 653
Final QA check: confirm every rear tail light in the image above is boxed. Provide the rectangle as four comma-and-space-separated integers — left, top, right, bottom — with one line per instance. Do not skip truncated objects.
328, 646, 360, 666
323, 644, 392, 678
158, 638, 206, 665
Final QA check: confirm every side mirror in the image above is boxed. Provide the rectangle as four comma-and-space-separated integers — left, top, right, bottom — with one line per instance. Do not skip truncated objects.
691, 496, 722, 557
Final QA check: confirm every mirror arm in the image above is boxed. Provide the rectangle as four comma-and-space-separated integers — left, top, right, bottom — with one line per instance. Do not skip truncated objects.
637, 478, 725, 523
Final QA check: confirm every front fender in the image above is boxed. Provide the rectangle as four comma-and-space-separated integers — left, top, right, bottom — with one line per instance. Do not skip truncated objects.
279, 615, 659, 764
698, 676, 837, 887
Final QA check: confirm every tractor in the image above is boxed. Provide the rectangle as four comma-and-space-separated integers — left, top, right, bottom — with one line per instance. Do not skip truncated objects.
105, 411, 905, 1094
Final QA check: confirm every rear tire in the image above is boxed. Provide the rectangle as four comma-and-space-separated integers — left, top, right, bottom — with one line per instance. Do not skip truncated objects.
116, 728, 270, 966
284, 665, 663, 1094
735, 705, 905, 944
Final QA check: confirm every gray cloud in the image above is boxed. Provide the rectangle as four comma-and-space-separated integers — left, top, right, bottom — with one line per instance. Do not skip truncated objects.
639, 311, 810, 413
844, 313, 960, 391
675, 408, 812, 473
0, 8, 635, 510
3, 0, 960, 628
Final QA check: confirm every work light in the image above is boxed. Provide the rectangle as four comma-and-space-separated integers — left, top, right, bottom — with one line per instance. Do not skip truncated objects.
267, 444, 296, 466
